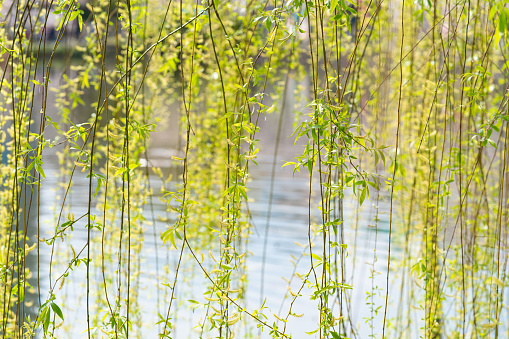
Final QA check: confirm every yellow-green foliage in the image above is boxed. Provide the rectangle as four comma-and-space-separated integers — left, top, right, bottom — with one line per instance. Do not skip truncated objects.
0, 0, 509, 338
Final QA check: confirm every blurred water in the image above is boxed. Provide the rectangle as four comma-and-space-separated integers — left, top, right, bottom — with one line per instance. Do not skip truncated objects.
18, 65, 404, 339
26, 152, 397, 339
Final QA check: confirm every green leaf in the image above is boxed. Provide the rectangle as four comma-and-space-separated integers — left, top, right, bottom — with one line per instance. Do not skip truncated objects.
35, 162, 45, 178
475, 65, 485, 73
333, 13, 343, 21
43, 306, 51, 333
50, 302, 64, 321
161, 228, 176, 248
114, 167, 126, 177
175, 230, 182, 241
169, 231, 177, 249
237, 186, 248, 201
93, 178, 101, 198
379, 150, 386, 166
18, 285, 24, 302
330, 0, 339, 11
221, 264, 233, 270
38, 304, 48, 332
359, 186, 367, 205
500, 10, 507, 33
282, 161, 297, 168
11, 283, 23, 301
81, 70, 89, 89
69, 11, 78, 21
78, 13, 83, 31
266, 17, 272, 31
489, 5, 498, 20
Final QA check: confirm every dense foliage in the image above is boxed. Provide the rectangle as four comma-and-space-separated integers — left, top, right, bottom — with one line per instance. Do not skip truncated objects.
0, 0, 508, 338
